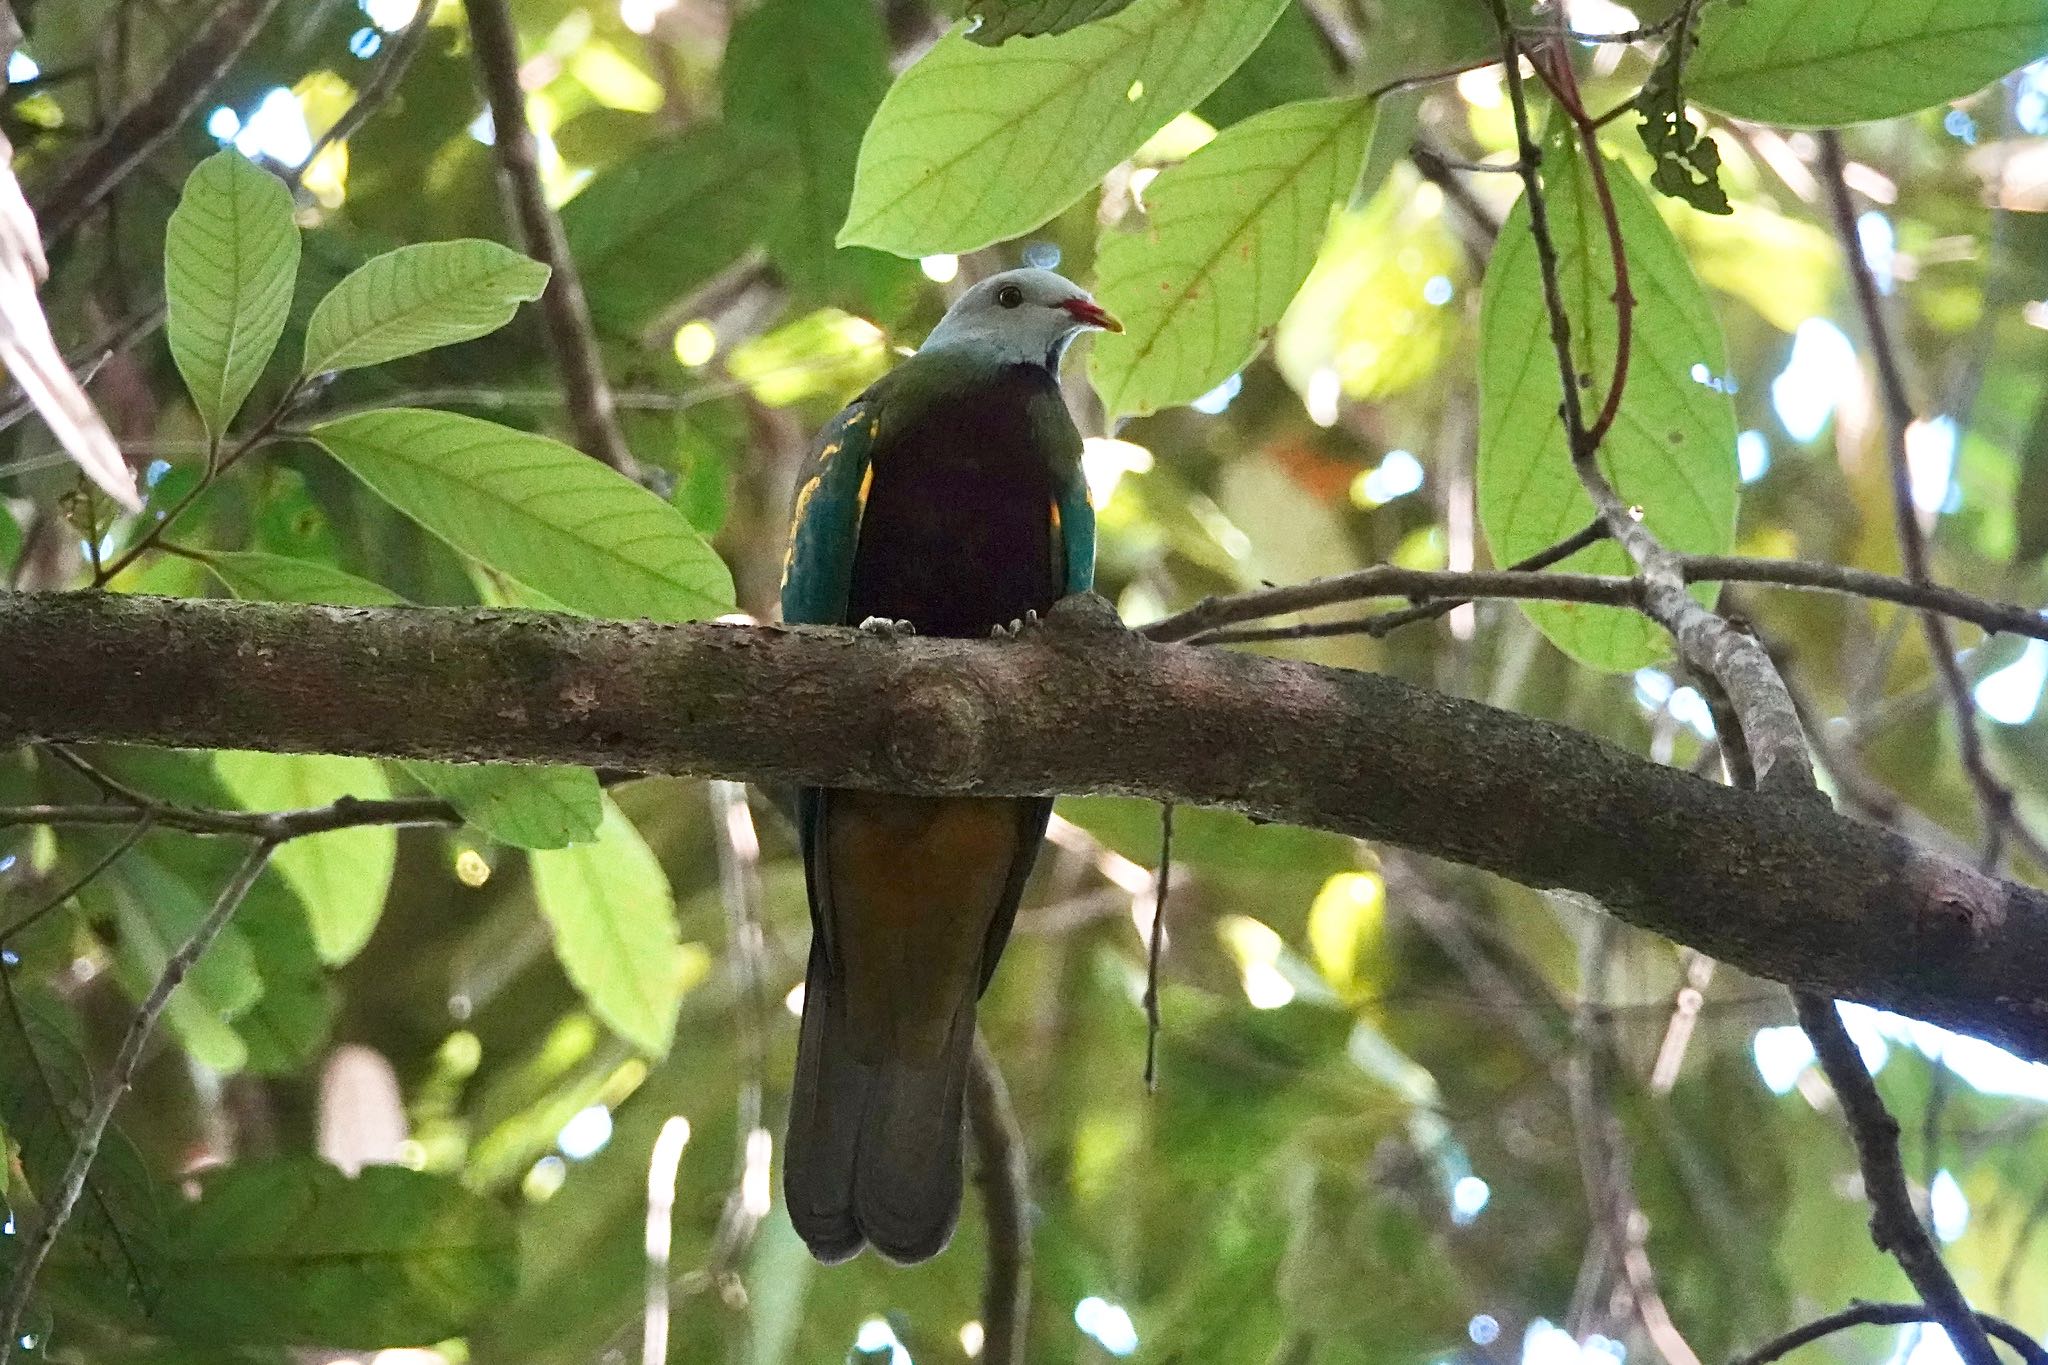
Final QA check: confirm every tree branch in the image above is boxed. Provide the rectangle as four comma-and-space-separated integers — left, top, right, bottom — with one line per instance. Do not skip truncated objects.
1487, 12, 1998, 1360
31, 0, 287, 244
3, 590, 2046, 1061
463, 0, 640, 477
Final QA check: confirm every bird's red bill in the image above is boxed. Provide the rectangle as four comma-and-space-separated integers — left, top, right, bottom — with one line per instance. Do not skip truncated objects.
1062, 298, 1122, 333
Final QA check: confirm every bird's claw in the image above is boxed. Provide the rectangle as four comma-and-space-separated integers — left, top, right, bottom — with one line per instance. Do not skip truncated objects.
990, 610, 1040, 640
858, 616, 917, 640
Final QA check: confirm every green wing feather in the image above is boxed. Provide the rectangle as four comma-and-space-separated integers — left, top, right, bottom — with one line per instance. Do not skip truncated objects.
781, 397, 878, 627
1055, 457, 1095, 595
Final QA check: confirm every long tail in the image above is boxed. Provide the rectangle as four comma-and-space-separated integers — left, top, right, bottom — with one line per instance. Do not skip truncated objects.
784, 943, 975, 1264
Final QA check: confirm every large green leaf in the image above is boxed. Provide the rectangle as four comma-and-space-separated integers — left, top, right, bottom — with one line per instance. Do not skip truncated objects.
840, 0, 1290, 255
1091, 95, 1374, 419
964, 0, 1138, 43
199, 550, 603, 849
407, 762, 602, 851
150, 1162, 515, 1346
164, 150, 300, 438
723, 0, 912, 310
528, 797, 684, 1056
311, 408, 735, 621
1477, 136, 1738, 672
561, 126, 791, 333
213, 751, 397, 964
1688, 0, 2048, 126
300, 240, 550, 376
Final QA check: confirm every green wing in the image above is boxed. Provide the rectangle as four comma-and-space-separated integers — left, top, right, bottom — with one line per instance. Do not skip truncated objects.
780, 397, 878, 626
1055, 457, 1095, 595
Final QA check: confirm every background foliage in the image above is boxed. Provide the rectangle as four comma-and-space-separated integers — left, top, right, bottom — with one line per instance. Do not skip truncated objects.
5, 0, 2048, 1362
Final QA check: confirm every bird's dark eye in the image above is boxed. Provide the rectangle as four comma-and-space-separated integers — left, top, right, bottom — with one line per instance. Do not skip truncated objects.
996, 284, 1024, 309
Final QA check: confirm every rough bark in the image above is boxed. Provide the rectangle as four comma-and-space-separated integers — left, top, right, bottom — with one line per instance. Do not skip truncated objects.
6, 589, 2041, 1059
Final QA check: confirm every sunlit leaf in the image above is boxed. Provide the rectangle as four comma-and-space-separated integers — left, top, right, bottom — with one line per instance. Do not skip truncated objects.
529, 797, 684, 1056
150, 1162, 515, 1346
407, 762, 602, 851
1275, 165, 1464, 407
213, 751, 397, 964
312, 408, 735, 621
841, 0, 1290, 255
300, 240, 549, 376
561, 126, 791, 333
1478, 135, 1737, 671
164, 150, 299, 437
1688, 0, 2048, 126
1092, 95, 1374, 418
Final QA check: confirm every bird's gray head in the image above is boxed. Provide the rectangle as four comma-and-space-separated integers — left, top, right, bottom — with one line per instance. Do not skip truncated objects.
919, 267, 1121, 371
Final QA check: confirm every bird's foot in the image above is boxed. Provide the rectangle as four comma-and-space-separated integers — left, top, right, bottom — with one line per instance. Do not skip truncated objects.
858, 616, 917, 640
990, 610, 1040, 640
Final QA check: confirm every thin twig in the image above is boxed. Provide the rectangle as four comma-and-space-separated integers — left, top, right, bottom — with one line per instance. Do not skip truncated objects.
31, 0, 287, 244
966, 1033, 1032, 1365
0, 839, 275, 1365
1179, 520, 1609, 644
0, 812, 154, 945
0, 794, 459, 838
1145, 550, 2048, 649
1818, 130, 2047, 876
306, 0, 437, 165
1142, 802, 1173, 1092
1734, 1300, 2047, 1365
703, 781, 770, 1298
463, 0, 639, 476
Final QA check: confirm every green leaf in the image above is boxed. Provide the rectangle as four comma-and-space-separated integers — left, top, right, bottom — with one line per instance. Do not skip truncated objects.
723, 0, 913, 311
1477, 135, 1738, 671
964, 0, 1138, 43
227, 872, 335, 1076
1687, 0, 2048, 126
2017, 391, 2048, 562
150, 1162, 514, 1346
405, 761, 602, 850
213, 752, 396, 964
561, 126, 792, 333
0, 498, 21, 572
201, 550, 405, 607
1635, 14, 1731, 215
1195, 1, 1335, 129
164, 150, 300, 438
1091, 96, 1375, 419
529, 796, 684, 1055
312, 408, 735, 621
841, 0, 1290, 256
301, 240, 550, 376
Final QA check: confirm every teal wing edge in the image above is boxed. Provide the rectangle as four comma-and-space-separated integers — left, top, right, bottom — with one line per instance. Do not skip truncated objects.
1055, 452, 1095, 596
780, 397, 878, 627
